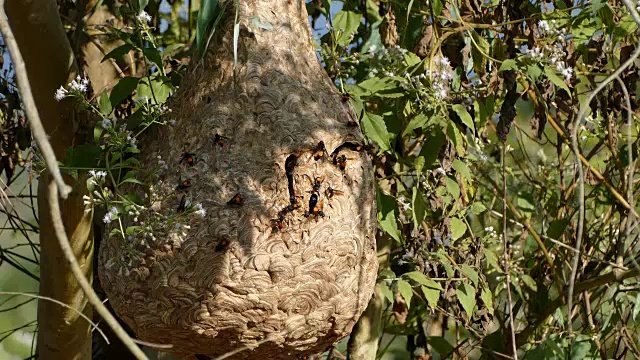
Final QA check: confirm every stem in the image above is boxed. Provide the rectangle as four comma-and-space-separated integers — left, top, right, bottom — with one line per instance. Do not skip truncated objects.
502, 143, 518, 358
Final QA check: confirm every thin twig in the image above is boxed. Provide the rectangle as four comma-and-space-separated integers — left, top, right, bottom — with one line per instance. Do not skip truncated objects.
502, 144, 518, 358
567, 0, 640, 340
0, 0, 72, 199
616, 76, 639, 274
47, 181, 148, 360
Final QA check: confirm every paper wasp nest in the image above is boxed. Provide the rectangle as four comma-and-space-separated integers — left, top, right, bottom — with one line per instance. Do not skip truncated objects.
98, 0, 377, 358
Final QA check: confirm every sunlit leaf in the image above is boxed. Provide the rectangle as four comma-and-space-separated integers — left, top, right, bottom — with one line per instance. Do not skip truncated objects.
362, 112, 390, 152
456, 283, 476, 318
396, 279, 413, 309
411, 187, 426, 229
450, 217, 467, 240
377, 188, 402, 242
333, 11, 362, 46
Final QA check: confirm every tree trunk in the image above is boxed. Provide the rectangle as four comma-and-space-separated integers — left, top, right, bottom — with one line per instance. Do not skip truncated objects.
99, 0, 378, 358
6, 1, 94, 359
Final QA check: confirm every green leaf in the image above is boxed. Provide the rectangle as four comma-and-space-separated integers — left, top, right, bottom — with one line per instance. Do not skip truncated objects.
413, 156, 425, 175
357, 77, 398, 95
526, 64, 542, 82
460, 264, 478, 286
521, 274, 537, 291
544, 66, 571, 96
480, 287, 494, 315
119, 177, 145, 186
403, 113, 429, 136
63, 145, 102, 168
196, 0, 221, 58
142, 47, 163, 70
547, 219, 570, 240
102, 44, 135, 63
446, 122, 465, 155
380, 283, 394, 303
445, 177, 460, 199
136, 0, 149, 12
456, 283, 476, 318
362, 112, 390, 152
136, 76, 172, 104
419, 127, 446, 168
411, 187, 426, 229
427, 337, 453, 356
110, 77, 140, 108
422, 285, 440, 309
333, 11, 362, 46
452, 159, 471, 180
450, 217, 467, 240
377, 188, 402, 242
432, 0, 443, 16
469, 202, 487, 215
396, 279, 413, 309
405, 272, 442, 290
499, 59, 517, 72
452, 104, 474, 130
470, 31, 490, 75
98, 90, 112, 116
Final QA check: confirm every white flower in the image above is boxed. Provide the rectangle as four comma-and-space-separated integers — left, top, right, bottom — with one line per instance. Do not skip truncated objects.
195, 203, 206, 217
69, 76, 89, 93
103, 212, 113, 223
556, 61, 573, 80
529, 47, 543, 59
137, 11, 152, 23
538, 20, 550, 33
54, 86, 67, 101
436, 167, 446, 176
438, 56, 451, 67
485, 226, 494, 232
102, 119, 112, 129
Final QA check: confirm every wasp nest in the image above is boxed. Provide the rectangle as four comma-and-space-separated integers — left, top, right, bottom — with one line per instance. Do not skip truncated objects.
98, 0, 378, 358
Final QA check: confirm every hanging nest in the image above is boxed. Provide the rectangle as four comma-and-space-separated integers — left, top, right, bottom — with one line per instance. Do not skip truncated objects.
98, 0, 377, 358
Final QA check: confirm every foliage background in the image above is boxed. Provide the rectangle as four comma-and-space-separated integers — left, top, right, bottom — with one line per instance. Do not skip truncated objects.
1, 0, 640, 359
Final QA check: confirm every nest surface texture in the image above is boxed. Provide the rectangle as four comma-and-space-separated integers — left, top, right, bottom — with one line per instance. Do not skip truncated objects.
98, 0, 378, 358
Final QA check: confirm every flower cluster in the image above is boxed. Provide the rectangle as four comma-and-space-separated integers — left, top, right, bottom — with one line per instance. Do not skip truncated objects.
137, 11, 151, 24
484, 226, 498, 238
426, 57, 453, 100
103, 206, 119, 224
55, 76, 90, 101
525, 20, 573, 81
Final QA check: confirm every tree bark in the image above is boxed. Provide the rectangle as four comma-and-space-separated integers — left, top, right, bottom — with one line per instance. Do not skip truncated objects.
6, 1, 93, 359
347, 284, 387, 360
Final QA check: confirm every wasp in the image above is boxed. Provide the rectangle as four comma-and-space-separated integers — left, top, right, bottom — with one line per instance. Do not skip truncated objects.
179, 152, 196, 166
227, 193, 244, 205
312, 141, 327, 161
341, 93, 350, 103
177, 178, 192, 191
270, 216, 286, 232
325, 186, 344, 199
333, 154, 347, 171
304, 193, 325, 218
177, 195, 187, 212
285, 155, 298, 177
215, 237, 231, 252
213, 133, 228, 148
285, 155, 298, 202
311, 176, 324, 192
